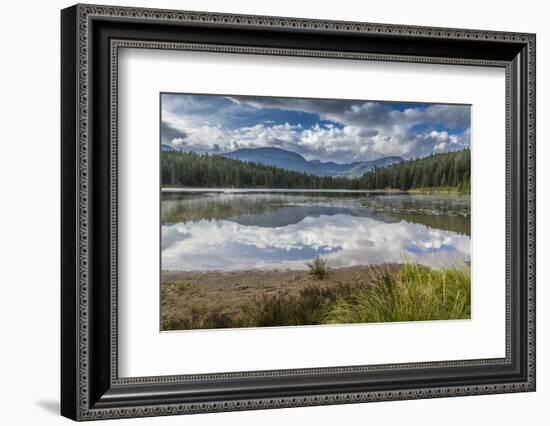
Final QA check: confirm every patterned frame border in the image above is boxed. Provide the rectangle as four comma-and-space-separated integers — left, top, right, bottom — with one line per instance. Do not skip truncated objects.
72, 4, 535, 420
110, 40, 512, 383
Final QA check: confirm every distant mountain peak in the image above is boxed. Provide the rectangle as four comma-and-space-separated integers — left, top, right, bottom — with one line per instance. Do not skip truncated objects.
221, 147, 403, 177
227, 147, 305, 159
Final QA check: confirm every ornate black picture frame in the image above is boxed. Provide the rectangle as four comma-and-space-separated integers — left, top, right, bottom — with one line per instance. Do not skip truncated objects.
61, 4, 536, 421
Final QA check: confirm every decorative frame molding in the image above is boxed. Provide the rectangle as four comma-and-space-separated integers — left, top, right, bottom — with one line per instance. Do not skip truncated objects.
61, 4, 535, 421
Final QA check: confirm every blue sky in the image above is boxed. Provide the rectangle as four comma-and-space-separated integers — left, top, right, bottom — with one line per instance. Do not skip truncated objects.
161, 93, 470, 163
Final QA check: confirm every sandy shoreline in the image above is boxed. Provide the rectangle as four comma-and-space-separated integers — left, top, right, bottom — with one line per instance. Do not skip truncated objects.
161, 265, 400, 329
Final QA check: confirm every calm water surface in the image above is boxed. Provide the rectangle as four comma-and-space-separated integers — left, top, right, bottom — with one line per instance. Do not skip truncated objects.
161, 190, 470, 271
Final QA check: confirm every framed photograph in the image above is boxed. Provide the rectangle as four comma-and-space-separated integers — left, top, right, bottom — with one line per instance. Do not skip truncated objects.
61, 4, 536, 421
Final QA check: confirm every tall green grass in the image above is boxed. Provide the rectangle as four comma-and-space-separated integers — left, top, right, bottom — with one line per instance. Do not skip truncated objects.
325, 263, 470, 324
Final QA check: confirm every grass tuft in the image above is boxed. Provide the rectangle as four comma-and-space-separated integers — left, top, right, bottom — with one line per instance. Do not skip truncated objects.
307, 256, 329, 280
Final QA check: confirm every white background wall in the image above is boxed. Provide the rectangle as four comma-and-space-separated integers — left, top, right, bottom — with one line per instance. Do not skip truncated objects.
0, 0, 546, 424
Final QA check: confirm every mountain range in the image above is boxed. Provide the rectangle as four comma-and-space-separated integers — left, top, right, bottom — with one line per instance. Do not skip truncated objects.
221, 147, 404, 178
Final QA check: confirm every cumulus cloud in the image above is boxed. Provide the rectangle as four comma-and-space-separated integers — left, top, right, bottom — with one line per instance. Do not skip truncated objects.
161, 121, 187, 145
232, 96, 470, 131
161, 94, 471, 163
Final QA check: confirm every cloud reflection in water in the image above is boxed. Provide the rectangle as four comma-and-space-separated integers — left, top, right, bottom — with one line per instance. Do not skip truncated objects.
161, 211, 470, 271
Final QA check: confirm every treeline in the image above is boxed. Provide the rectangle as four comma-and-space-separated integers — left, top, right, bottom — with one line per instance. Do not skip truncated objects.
161, 149, 470, 192
357, 149, 470, 192
161, 151, 354, 189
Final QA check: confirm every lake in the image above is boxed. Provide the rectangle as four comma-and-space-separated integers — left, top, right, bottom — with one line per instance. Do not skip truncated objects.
161, 190, 471, 271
